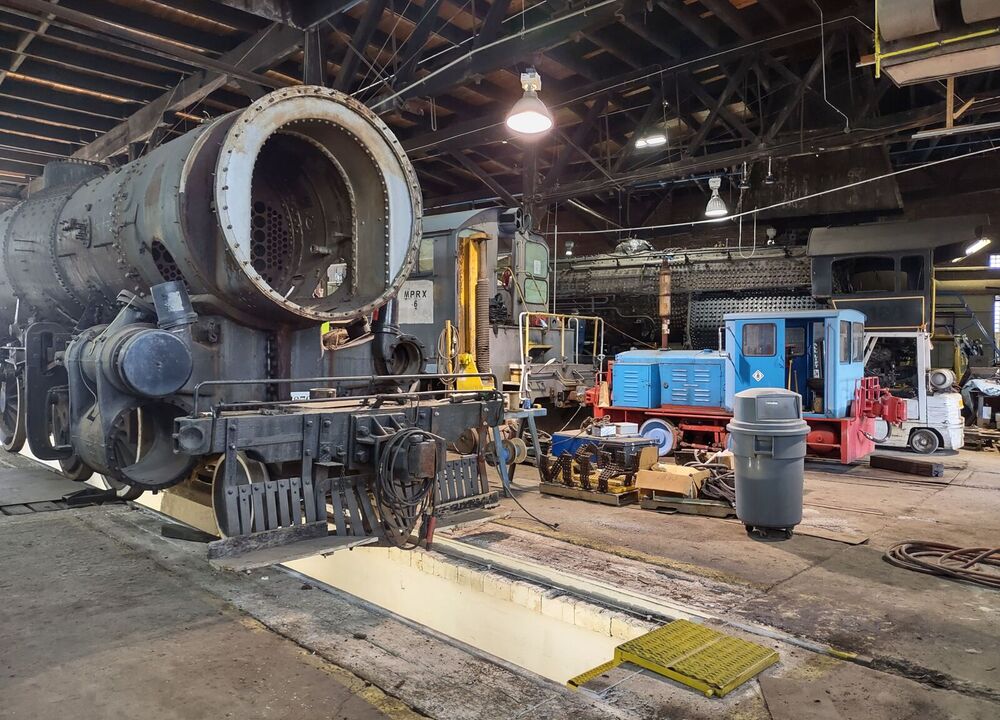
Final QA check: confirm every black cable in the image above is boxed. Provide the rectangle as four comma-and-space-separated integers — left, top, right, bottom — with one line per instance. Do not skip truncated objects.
374, 427, 440, 549
685, 460, 736, 506
493, 464, 559, 531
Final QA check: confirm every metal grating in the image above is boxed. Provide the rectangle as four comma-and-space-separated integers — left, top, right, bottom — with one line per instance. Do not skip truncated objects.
569, 619, 778, 698
436, 455, 487, 504
686, 293, 820, 350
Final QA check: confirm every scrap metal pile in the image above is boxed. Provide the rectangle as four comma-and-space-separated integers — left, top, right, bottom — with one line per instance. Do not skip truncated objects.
539, 442, 642, 494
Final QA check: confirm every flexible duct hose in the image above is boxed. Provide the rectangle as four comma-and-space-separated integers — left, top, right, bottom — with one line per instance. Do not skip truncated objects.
475, 279, 491, 373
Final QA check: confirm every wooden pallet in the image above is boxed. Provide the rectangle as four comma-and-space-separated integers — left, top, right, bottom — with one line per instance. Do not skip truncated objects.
539, 481, 638, 506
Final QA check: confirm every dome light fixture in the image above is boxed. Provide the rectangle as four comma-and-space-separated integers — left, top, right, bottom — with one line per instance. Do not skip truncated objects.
705, 176, 728, 219
506, 68, 553, 136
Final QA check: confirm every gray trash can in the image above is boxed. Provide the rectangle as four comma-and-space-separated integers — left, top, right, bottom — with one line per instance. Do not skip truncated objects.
726, 388, 809, 540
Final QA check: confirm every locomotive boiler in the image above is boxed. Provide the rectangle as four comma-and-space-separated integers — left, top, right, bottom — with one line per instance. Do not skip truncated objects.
0, 86, 503, 561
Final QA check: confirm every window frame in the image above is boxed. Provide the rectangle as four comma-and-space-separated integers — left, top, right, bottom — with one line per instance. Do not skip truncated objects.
742, 322, 777, 358
851, 322, 865, 363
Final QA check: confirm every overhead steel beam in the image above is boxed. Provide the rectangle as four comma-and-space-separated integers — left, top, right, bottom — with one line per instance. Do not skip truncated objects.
332, 0, 386, 91
7, 0, 283, 87
698, 0, 754, 41
206, 0, 364, 29
556, 128, 622, 188
680, 71, 755, 143
755, 0, 789, 27
621, 16, 682, 58
73, 23, 302, 162
612, 91, 664, 173
540, 100, 952, 202
686, 57, 753, 156
390, 0, 442, 91
373, 0, 625, 108
449, 150, 518, 206
403, 15, 861, 156
657, 0, 720, 48
542, 96, 608, 190
0, 0, 52, 93
474, 0, 513, 49
0, 39, 180, 90
58, 0, 231, 53
0, 96, 115, 133
10, 60, 164, 104
765, 34, 838, 142
155, 0, 266, 33
302, 26, 329, 85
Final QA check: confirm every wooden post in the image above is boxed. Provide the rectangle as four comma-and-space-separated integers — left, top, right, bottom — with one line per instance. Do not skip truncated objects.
946, 76, 955, 129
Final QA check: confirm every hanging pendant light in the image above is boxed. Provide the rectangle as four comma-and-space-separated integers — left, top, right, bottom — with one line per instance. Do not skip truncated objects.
506, 68, 553, 136
764, 156, 777, 185
705, 176, 728, 219
738, 161, 751, 190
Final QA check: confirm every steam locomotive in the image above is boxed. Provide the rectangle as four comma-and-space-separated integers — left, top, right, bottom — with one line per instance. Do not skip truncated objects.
0, 87, 502, 560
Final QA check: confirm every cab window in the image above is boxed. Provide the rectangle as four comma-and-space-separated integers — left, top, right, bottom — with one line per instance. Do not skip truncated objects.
840, 321, 850, 363
743, 323, 776, 357
851, 322, 865, 362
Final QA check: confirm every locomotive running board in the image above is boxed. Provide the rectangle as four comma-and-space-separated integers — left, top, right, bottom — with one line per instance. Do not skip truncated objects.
207, 521, 379, 571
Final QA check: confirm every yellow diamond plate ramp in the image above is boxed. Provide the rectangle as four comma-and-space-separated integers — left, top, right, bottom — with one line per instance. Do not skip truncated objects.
569, 620, 779, 697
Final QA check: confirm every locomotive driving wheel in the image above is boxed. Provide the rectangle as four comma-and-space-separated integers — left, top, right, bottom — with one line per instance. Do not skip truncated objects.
0, 372, 25, 453
98, 475, 145, 501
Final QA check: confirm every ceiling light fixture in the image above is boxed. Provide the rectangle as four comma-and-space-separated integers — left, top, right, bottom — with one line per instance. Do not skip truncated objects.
635, 132, 667, 149
764, 156, 777, 185
705, 176, 728, 219
738, 161, 751, 190
965, 237, 992, 256
506, 68, 553, 136
564, 239, 575, 257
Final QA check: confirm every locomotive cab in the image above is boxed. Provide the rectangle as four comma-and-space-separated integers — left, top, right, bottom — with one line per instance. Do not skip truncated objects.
724, 309, 867, 420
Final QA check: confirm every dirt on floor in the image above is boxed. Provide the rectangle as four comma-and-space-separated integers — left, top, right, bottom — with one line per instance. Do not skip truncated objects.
1, 446, 999, 719
452, 447, 1000, 716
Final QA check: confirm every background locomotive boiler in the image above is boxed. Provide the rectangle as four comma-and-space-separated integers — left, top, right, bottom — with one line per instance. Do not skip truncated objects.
0, 86, 502, 560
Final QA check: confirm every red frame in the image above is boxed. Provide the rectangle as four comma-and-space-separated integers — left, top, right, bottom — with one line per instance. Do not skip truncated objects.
590, 363, 883, 464
593, 404, 875, 464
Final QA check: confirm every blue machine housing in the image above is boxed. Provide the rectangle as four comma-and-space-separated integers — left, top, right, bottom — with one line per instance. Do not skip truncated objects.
611, 350, 663, 408
659, 350, 726, 408
611, 349, 727, 409
610, 309, 867, 421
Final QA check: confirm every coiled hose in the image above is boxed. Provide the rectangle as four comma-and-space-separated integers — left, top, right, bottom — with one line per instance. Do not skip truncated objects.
884, 541, 1000, 589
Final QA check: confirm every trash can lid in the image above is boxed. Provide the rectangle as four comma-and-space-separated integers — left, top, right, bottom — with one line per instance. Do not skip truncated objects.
728, 388, 809, 435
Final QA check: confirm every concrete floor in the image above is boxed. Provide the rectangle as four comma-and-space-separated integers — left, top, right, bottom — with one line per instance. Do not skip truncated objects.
452, 447, 1000, 716
1, 447, 998, 719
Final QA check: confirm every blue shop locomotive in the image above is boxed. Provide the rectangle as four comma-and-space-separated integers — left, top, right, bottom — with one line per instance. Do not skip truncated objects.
594, 309, 906, 463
